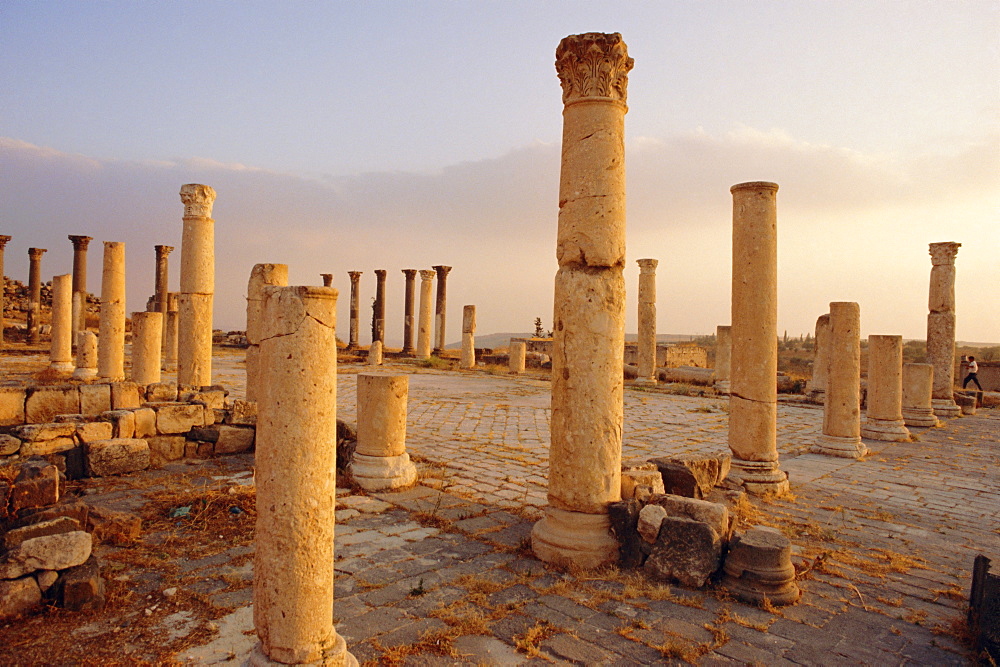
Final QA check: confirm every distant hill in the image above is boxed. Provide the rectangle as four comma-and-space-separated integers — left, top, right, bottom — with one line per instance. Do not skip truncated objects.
446, 332, 704, 350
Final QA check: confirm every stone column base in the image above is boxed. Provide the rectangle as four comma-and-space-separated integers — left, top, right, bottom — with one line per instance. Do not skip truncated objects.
932, 399, 961, 418
49, 361, 75, 373
860, 418, 911, 442
72, 368, 97, 380
902, 408, 940, 428
531, 506, 618, 570
248, 635, 358, 666
727, 458, 790, 496
811, 433, 867, 459
634, 377, 657, 387
714, 380, 731, 394
350, 452, 417, 491
806, 389, 826, 405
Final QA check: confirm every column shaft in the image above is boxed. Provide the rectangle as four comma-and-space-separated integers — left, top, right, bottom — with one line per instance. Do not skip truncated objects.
0, 236, 9, 351
926, 242, 961, 417
401, 269, 416, 353
432, 265, 451, 353
352, 374, 417, 490
902, 363, 939, 427
813, 301, 866, 458
861, 334, 909, 441
808, 313, 831, 400
69, 235, 92, 334
460, 305, 476, 369
246, 264, 289, 403
27, 248, 46, 344
636, 259, 658, 383
49, 274, 73, 372
347, 271, 362, 350
416, 270, 434, 359
178, 184, 216, 387
131, 311, 163, 385
98, 242, 126, 381
715, 325, 732, 393
372, 269, 386, 345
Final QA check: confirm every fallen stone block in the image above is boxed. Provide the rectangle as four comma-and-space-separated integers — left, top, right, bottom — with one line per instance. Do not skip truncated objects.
36, 569, 59, 595
643, 515, 722, 588
85, 439, 150, 477
649, 453, 731, 499
0, 530, 92, 580
608, 500, 643, 569
20, 436, 76, 457
147, 435, 186, 466
76, 421, 114, 444
658, 366, 716, 386
56, 555, 105, 612
954, 392, 977, 415
145, 382, 178, 403
25, 386, 80, 423
190, 386, 228, 410
153, 403, 205, 434
0, 433, 21, 456
86, 506, 141, 545
47, 447, 86, 481
110, 382, 143, 410
215, 425, 255, 454
722, 526, 799, 605
133, 407, 157, 439
188, 426, 220, 443
637, 504, 667, 544
8, 462, 60, 512
16, 499, 89, 528
0, 576, 42, 620
78, 384, 111, 416
645, 493, 730, 541
100, 410, 136, 439
0, 386, 27, 427
225, 399, 257, 426
184, 441, 214, 459
11, 422, 76, 443
3, 517, 82, 551
621, 465, 665, 500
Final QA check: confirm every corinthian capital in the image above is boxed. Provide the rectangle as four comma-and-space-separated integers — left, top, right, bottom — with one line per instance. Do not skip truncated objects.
637, 258, 658, 274
419, 269, 436, 282
928, 242, 961, 266
179, 184, 217, 218
0, 235, 11, 250
556, 32, 633, 106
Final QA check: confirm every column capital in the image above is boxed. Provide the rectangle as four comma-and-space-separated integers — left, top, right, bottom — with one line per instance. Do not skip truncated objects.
68, 235, 93, 250
556, 32, 633, 107
401, 269, 417, 279
374, 269, 387, 279
432, 265, 452, 279
731, 181, 779, 194
28, 247, 47, 260
348, 271, 363, 283
0, 235, 11, 250
929, 242, 961, 266
155, 244, 174, 257
637, 258, 658, 273
179, 183, 217, 218
419, 269, 436, 281
320, 273, 333, 287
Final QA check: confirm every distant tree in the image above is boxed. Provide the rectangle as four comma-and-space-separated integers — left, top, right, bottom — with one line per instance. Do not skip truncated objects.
534, 317, 544, 337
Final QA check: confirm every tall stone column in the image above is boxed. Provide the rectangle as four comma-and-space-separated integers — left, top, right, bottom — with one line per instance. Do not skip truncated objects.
460, 305, 476, 369
352, 374, 418, 491
131, 311, 163, 386
246, 264, 289, 404
27, 247, 47, 344
0, 235, 10, 351
926, 242, 961, 418
347, 271, 362, 350
321, 273, 333, 288
163, 297, 179, 373
178, 184, 216, 387
49, 274, 74, 372
372, 269, 387, 345
97, 242, 127, 381
727, 182, 790, 494
154, 244, 173, 356
252, 284, 356, 667
69, 235, 92, 334
807, 313, 831, 401
416, 270, 434, 359
636, 258, 658, 384
813, 302, 866, 458
714, 325, 732, 393
531, 32, 633, 570
902, 363, 940, 427
401, 269, 416, 354
432, 265, 452, 354
861, 334, 910, 442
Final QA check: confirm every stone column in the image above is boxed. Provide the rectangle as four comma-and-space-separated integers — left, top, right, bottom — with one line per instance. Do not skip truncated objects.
416, 270, 434, 359
727, 182, 790, 494
371, 269, 386, 345
69, 235, 92, 334
178, 183, 216, 388
321, 273, 333, 288
367, 340, 383, 366
401, 269, 416, 354
432, 265, 452, 354
926, 242, 962, 418
509, 341, 526, 374
813, 302, 866, 458
352, 374, 418, 491
27, 247, 47, 344
531, 32, 633, 570
347, 271, 362, 350
73, 331, 98, 380
807, 313, 831, 401
714, 325, 732, 393
131, 311, 163, 386
163, 294, 179, 372
97, 242, 126, 381
902, 363, 940, 427
246, 264, 289, 403
49, 274, 74, 372
0, 235, 11, 351
861, 335, 910, 441
153, 245, 173, 356
252, 285, 356, 667
636, 258, 658, 384
460, 305, 476, 369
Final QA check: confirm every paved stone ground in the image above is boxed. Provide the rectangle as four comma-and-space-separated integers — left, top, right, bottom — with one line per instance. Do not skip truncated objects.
3, 350, 998, 664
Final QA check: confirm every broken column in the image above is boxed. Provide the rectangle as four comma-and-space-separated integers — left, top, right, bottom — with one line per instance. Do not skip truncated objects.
460, 305, 476, 369
636, 258, 658, 384
531, 32, 633, 569
177, 183, 216, 388
351, 374, 417, 491
813, 302, 866, 458
347, 271, 362, 350
27, 247, 47, 344
49, 274, 74, 372
163, 294, 179, 372
367, 340, 383, 366
97, 242, 126, 381
807, 313, 831, 401
321, 273, 333, 288
902, 363, 940, 427
371, 269, 386, 345
722, 527, 799, 606
926, 242, 962, 418
246, 264, 289, 403
416, 269, 434, 359
252, 284, 356, 666
153, 244, 173, 358
861, 334, 910, 442
432, 265, 451, 354
73, 331, 98, 380
509, 341, 526, 374
727, 182, 790, 494
0, 235, 9, 350
401, 269, 416, 354
131, 311, 163, 386
714, 325, 731, 393
69, 235, 92, 333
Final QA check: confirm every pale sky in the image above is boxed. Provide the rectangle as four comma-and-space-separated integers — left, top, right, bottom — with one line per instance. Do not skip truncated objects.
2, 1, 998, 345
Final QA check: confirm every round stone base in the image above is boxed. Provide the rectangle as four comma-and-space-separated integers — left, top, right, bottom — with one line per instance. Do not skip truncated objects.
714, 381, 731, 395
248, 634, 358, 666
350, 452, 417, 491
722, 526, 800, 605
72, 368, 97, 380
727, 458, 790, 495
49, 361, 75, 373
902, 408, 940, 428
932, 399, 961, 418
811, 433, 867, 459
531, 506, 618, 570
860, 418, 911, 442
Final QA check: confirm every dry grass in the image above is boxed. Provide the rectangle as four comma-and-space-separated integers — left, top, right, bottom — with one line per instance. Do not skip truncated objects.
513, 621, 560, 658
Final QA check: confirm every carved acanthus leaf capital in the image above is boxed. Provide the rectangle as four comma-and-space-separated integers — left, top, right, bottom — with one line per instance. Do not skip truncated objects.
348, 271, 363, 283
28, 247, 47, 260
0, 235, 11, 249
155, 245, 174, 257
929, 242, 961, 266
402, 269, 417, 279
556, 32, 633, 106
68, 235, 93, 250
374, 269, 387, 280
432, 265, 452, 279
179, 184, 217, 218
419, 269, 436, 281
637, 258, 658, 273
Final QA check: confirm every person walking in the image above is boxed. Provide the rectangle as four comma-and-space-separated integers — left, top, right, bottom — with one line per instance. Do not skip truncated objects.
962, 356, 984, 390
